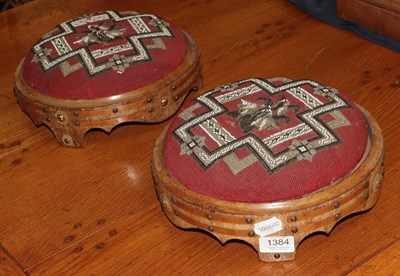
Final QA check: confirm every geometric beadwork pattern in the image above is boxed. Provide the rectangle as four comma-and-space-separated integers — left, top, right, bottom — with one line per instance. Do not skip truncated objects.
173, 78, 353, 174
31, 11, 173, 76
21, 11, 187, 99
164, 78, 369, 202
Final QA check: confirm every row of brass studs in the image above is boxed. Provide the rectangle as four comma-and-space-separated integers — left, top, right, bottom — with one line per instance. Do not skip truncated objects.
205, 213, 254, 224
334, 201, 341, 220
42, 106, 125, 126
171, 192, 371, 242
74, 111, 80, 126
146, 97, 173, 113
283, 200, 342, 238
171, 183, 373, 260
246, 217, 255, 237
38, 80, 183, 124
171, 204, 258, 237
44, 107, 51, 123
41, 97, 175, 125
289, 216, 298, 234
171, 196, 180, 223
43, 108, 81, 126
205, 213, 256, 236
285, 188, 371, 236
41, 89, 183, 124
273, 199, 347, 260
145, 84, 180, 113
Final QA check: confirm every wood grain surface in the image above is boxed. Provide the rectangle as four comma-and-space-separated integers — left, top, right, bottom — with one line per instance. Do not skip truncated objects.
0, 0, 399, 275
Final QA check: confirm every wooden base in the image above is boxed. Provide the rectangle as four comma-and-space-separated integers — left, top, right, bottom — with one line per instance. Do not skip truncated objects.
151, 108, 384, 262
14, 32, 202, 147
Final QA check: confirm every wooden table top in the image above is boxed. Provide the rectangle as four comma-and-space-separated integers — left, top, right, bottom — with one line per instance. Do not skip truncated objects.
0, 0, 399, 274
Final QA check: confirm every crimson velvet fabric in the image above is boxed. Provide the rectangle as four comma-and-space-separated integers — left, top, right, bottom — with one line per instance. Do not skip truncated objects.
163, 78, 369, 203
21, 11, 187, 99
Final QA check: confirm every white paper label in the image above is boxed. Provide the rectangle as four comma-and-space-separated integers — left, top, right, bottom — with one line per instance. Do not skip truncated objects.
254, 217, 283, 237
259, 236, 295, 253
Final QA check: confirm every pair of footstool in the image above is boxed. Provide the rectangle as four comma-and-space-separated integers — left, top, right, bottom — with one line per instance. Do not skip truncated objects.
14, 11, 384, 262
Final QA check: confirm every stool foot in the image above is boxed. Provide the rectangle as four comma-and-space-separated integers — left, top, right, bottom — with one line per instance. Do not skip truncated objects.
51, 128, 87, 147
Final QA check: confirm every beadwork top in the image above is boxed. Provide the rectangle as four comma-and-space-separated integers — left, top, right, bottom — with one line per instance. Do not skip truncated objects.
21, 11, 187, 99
163, 78, 369, 203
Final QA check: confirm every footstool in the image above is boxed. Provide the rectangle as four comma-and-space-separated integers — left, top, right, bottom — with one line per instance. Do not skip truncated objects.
14, 11, 201, 147
151, 77, 384, 262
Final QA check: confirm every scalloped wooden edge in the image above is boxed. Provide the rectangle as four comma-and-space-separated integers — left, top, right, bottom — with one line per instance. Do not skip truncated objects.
151, 107, 384, 262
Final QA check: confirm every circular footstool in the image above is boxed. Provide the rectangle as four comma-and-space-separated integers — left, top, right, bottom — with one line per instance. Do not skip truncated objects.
151, 77, 384, 262
14, 11, 202, 147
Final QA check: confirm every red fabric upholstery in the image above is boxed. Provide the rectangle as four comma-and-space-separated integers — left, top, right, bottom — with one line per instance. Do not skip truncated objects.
163, 78, 369, 203
21, 11, 187, 99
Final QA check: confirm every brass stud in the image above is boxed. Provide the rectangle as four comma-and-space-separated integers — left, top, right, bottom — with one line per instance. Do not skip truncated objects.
335, 213, 341, 220
174, 210, 180, 216
146, 98, 152, 103
206, 214, 213, 220
245, 217, 253, 224
174, 95, 179, 101
334, 202, 340, 208
73, 111, 78, 116
274, 253, 281, 259
171, 84, 177, 90
112, 108, 118, 113
75, 121, 80, 126
364, 191, 369, 199
55, 111, 68, 125
208, 226, 214, 232
172, 196, 177, 204
161, 98, 168, 106
46, 117, 51, 122
62, 134, 73, 146
248, 231, 255, 237
57, 114, 65, 122
291, 227, 298, 234
43, 108, 48, 113
290, 216, 297, 222
148, 108, 153, 113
